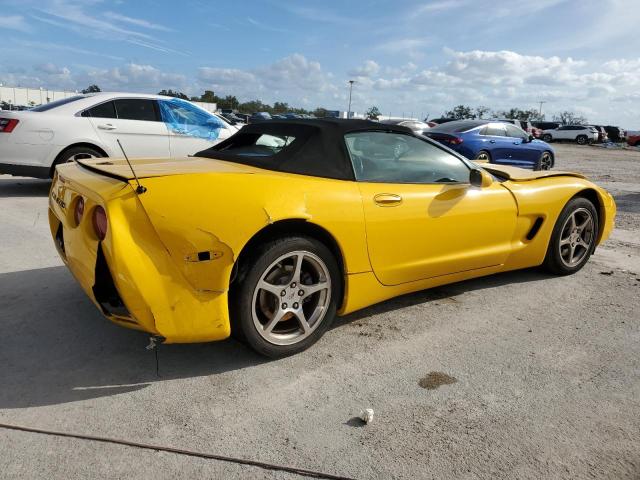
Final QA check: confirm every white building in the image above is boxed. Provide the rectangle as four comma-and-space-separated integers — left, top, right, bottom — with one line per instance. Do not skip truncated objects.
0, 85, 216, 112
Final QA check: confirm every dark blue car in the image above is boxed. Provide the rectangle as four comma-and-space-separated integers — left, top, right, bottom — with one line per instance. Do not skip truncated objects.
424, 120, 555, 170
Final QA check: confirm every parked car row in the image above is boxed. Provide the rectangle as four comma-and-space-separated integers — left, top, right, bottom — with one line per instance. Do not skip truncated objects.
532, 122, 627, 144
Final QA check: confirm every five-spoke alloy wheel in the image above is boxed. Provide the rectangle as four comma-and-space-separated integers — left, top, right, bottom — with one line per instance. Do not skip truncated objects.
252, 250, 331, 346
232, 236, 340, 357
544, 197, 598, 275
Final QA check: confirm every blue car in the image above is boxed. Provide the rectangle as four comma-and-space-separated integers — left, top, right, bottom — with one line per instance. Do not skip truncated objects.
424, 120, 554, 170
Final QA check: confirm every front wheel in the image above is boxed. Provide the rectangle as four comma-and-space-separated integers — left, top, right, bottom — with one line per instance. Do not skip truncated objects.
543, 197, 598, 275
231, 236, 340, 357
542, 134, 553, 142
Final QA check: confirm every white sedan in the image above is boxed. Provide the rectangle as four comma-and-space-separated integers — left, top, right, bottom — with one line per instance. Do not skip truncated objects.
0, 92, 238, 178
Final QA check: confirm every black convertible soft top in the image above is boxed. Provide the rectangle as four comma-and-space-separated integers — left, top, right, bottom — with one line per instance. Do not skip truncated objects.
195, 118, 414, 181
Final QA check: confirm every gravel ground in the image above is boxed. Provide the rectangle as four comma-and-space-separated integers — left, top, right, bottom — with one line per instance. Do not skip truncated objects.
0, 144, 638, 479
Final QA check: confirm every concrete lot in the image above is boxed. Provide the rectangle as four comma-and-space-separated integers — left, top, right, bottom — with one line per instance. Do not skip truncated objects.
1, 144, 638, 479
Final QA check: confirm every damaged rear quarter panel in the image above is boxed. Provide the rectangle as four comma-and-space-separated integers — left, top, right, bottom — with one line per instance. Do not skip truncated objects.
135, 170, 370, 293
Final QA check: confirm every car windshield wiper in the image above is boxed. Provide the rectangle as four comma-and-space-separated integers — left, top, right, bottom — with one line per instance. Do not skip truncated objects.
434, 177, 460, 183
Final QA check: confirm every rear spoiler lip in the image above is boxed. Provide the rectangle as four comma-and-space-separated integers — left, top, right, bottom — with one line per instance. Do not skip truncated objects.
75, 159, 131, 183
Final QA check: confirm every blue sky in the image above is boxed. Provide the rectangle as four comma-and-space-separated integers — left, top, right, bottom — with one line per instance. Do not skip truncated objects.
0, 0, 638, 126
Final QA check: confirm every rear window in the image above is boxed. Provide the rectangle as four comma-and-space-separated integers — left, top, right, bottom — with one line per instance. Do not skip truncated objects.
81, 101, 116, 119
30, 95, 86, 112
216, 133, 296, 157
114, 99, 159, 122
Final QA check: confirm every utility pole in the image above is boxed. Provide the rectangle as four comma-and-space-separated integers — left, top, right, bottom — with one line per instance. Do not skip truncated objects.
538, 101, 547, 118
347, 80, 355, 119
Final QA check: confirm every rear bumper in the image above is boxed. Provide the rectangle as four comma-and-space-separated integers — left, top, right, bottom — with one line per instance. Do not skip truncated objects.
48, 167, 232, 343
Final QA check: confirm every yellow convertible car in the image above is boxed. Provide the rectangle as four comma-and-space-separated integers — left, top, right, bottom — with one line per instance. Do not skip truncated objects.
48, 119, 615, 357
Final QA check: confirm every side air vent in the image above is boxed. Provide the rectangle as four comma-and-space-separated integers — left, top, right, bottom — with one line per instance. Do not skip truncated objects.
526, 217, 544, 241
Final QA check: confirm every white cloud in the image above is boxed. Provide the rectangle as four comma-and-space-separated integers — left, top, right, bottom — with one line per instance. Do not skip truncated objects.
0, 15, 30, 32
103, 12, 173, 32
349, 60, 380, 78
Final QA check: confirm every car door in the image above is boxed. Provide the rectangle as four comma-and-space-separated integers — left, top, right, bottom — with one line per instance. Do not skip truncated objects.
86, 98, 170, 158
504, 124, 538, 166
157, 98, 235, 157
345, 131, 518, 286
554, 126, 572, 140
481, 123, 511, 164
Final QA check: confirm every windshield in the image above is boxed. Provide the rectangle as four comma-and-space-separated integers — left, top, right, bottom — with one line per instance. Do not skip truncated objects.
30, 95, 86, 112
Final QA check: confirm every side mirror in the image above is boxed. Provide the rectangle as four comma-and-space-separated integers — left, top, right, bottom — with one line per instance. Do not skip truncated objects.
528, 135, 534, 142
470, 168, 493, 188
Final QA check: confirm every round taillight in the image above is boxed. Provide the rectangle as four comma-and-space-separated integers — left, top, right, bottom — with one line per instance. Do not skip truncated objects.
92, 206, 108, 240
73, 196, 84, 226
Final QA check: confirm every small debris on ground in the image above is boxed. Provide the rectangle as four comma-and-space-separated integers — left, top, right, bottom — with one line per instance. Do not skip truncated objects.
359, 408, 374, 424
418, 372, 457, 390
600, 271, 614, 276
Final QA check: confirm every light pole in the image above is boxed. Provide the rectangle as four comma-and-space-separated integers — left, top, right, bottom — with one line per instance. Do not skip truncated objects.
538, 101, 546, 118
347, 80, 355, 119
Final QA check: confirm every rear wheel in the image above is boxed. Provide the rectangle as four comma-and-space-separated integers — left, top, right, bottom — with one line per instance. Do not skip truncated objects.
576, 135, 588, 145
543, 197, 598, 275
542, 134, 553, 142
59, 146, 103, 163
475, 150, 491, 163
231, 236, 340, 357
535, 151, 554, 171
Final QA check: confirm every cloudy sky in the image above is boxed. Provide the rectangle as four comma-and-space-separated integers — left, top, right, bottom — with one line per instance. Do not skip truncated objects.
0, 0, 638, 126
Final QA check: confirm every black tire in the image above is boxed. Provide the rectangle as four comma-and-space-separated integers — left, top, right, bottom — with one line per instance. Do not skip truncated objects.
542, 134, 553, 142
535, 151, 554, 171
543, 197, 598, 275
55, 146, 104, 166
474, 150, 491, 162
231, 236, 340, 358
576, 135, 588, 145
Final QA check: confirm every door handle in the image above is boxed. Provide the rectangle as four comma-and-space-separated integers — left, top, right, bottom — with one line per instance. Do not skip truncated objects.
489, 140, 496, 143
513, 142, 520, 145
97, 124, 116, 130
374, 193, 402, 206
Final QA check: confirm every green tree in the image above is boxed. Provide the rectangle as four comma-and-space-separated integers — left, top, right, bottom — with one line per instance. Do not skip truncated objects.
444, 105, 475, 119
474, 106, 491, 119
272, 101, 290, 114
194, 90, 219, 104
218, 95, 239, 110
158, 89, 189, 100
366, 105, 381, 120
312, 107, 328, 118
553, 111, 588, 125
81, 84, 101, 94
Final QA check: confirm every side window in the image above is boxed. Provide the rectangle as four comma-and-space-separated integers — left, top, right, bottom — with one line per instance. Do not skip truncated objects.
344, 131, 470, 184
158, 99, 226, 140
81, 101, 116, 119
114, 99, 159, 121
485, 124, 507, 136
505, 124, 527, 139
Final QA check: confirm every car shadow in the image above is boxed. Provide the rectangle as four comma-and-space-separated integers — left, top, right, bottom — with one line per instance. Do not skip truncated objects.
0, 266, 266, 409
0, 177, 51, 198
0, 265, 551, 409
